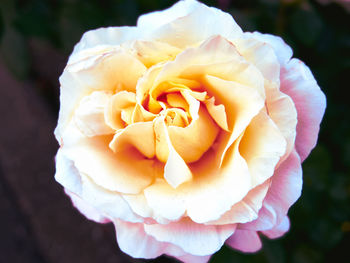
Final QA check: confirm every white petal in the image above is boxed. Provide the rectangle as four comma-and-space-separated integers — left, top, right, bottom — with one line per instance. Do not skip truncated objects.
144, 219, 236, 256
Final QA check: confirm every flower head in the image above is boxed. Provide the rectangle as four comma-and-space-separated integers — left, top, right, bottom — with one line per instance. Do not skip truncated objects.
55, 1, 326, 262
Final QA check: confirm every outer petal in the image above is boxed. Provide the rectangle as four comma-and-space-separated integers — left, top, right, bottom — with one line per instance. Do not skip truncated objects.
247, 32, 326, 161
280, 59, 326, 161
239, 111, 287, 188
247, 32, 293, 65
262, 216, 290, 239
241, 150, 302, 231
138, 0, 242, 48
61, 122, 155, 194
65, 190, 109, 223
71, 26, 142, 56
206, 180, 270, 225
114, 219, 211, 262
226, 229, 262, 253
55, 149, 143, 223
144, 218, 236, 256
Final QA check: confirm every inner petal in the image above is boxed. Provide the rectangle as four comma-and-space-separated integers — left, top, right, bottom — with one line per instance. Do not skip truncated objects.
168, 105, 220, 163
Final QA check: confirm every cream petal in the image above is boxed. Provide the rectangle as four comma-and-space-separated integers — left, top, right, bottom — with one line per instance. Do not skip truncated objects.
109, 121, 155, 159
55, 70, 91, 142
206, 180, 270, 225
125, 40, 181, 67
168, 105, 220, 163
233, 35, 280, 83
247, 32, 293, 65
239, 111, 287, 188
105, 91, 136, 130
144, 178, 187, 221
71, 26, 142, 55
156, 35, 265, 99
55, 149, 143, 223
114, 219, 185, 259
204, 97, 229, 131
73, 91, 114, 137
122, 192, 170, 224
65, 190, 109, 223
73, 50, 147, 92
154, 117, 193, 188
144, 135, 251, 223
61, 122, 155, 194
138, 0, 242, 48
266, 87, 297, 161
55, 149, 83, 196
78, 173, 144, 223
144, 218, 236, 256
203, 75, 264, 165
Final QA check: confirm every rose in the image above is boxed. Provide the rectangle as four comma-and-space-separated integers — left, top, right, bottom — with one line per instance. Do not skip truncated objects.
54, 0, 326, 262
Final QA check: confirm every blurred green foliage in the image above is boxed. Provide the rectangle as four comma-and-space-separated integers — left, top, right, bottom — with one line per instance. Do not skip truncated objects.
0, 0, 349, 262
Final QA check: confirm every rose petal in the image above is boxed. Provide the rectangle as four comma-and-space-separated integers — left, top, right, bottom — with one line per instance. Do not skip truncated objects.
281, 59, 326, 161
204, 97, 229, 131
241, 150, 302, 231
226, 229, 262, 253
203, 75, 264, 164
138, 0, 242, 48
73, 91, 114, 137
65, 190, 109, 223
206, 180, 270, 225
109, 121, 155, 159
114, 220, 185, 259
126, 40, 181, 67
157, 36, 265, 99
262, 216, 290, 239
105, 91, 136, 130
239, 111, 287, 188
144, 218, 236, 256
154, 117, 193, 188
61, 122, 155, 194
247, 32, 293, 65
71, 26, 142, 56
168, 105, 220, 163
56, 150, 143, 223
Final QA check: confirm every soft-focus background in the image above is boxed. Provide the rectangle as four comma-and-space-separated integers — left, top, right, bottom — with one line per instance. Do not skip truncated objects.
0, 0, 349, 262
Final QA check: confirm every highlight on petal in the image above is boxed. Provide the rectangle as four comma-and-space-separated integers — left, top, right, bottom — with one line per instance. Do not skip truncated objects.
226, 229, 262, 253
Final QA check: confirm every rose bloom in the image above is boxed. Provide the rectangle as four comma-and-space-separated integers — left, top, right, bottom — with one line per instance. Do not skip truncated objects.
54, 0, 326, 262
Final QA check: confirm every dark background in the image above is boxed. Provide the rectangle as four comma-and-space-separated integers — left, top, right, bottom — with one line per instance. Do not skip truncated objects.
0, 0, 349, 262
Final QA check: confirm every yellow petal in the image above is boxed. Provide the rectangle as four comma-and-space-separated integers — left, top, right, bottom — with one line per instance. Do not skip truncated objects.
154, 117, 192, 188
168, 105, 220, 163
239, 111, 287, 188
61, 121, 155, 194
105, 91, 136, 130
126, 40, 181, 67
109, 121, 155, 159
203, 75, 264, 165
204, 97, 229, 131
73, 50, 147, 92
